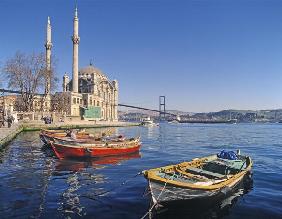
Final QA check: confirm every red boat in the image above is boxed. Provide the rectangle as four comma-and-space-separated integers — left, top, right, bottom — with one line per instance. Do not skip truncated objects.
50, 137, 141, 159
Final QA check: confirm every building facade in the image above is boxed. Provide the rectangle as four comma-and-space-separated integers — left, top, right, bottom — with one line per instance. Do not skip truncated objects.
1, 7, 118, 122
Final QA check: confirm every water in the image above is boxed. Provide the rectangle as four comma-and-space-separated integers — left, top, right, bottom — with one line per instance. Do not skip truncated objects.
0, 123, 282, 218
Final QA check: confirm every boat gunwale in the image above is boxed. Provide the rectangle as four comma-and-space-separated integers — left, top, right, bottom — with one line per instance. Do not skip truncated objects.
51, 138, 141, 149
41, 130, 141, 146
144, 155, 253, 191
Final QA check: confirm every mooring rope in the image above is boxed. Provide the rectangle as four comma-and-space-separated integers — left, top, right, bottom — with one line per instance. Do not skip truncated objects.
140, 171, 176, 219
83, 171, 143, 198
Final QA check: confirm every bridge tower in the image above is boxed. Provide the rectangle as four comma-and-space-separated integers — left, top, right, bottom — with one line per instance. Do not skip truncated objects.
159, 96, 166, 121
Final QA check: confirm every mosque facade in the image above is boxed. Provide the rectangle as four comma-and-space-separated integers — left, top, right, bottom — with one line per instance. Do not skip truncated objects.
46, 7, 118, 121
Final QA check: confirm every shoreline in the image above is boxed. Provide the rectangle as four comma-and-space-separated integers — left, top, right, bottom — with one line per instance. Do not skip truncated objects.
0, 121, 140, 149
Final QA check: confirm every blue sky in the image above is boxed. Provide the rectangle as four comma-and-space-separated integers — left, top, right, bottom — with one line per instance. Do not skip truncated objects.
1, 0, 282, 112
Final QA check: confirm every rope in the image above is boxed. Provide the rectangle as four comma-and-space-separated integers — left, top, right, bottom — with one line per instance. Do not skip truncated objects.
140, 171, 176, 219
86, 172, 143, 197
237, 159, 247, 174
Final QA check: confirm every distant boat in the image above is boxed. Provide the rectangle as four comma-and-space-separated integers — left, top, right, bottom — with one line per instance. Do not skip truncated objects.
143, 151, 252, 208
168, 115, 181, 124
179, 120, 236, 124
168, 120, 179, 124
228, 119, 238, 124
141, 117, 158, 126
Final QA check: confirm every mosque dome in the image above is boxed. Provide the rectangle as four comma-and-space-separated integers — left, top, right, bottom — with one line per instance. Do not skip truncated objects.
78, 65, 108, 81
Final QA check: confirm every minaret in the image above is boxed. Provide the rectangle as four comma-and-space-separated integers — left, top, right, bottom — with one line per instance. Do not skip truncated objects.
63, 73, 70, 92
113, 80, 119, 121
45, 16, 52, 94
72, 6, 80, 93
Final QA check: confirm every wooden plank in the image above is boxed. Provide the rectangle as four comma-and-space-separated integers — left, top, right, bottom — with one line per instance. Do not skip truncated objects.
186, 167, 225, 178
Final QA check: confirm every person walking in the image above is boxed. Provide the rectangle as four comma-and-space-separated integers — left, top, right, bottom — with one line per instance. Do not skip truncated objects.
7, 115, 12, 128
0, 110, 4, 128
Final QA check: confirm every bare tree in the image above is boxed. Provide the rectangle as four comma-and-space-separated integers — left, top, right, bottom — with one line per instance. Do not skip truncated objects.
51, 92, 70, 114
2, 51, 58, 112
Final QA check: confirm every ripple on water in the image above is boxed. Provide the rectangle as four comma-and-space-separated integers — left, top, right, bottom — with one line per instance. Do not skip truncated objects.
0, 125, 282, 218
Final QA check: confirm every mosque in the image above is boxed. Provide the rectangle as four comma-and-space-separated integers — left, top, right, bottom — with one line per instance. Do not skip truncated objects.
45, 7, 119, 121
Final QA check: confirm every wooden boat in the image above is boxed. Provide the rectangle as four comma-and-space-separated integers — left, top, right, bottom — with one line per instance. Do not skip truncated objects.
143, 151, 252, 208
50, 136, 141, 159
39, 129, 115, 145
39, 129, 91, 145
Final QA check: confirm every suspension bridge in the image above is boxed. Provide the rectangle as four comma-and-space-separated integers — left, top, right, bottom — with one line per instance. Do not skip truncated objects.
0, 88, 175, 120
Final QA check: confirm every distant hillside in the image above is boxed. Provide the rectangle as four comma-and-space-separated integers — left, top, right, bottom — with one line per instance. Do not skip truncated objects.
118, 109, 282, 123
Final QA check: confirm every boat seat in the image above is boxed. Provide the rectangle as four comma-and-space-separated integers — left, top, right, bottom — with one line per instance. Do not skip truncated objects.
210, 159, 245, 171
186, 167, 226, 179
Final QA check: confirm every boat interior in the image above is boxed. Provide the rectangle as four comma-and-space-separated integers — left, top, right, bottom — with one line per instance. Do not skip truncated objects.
155, 155, 251, 184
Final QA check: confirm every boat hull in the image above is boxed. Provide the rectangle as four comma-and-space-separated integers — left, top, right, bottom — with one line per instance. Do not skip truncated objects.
50, 140, 141, 159
143, 153, 253, 208
39, 133, 49, 145
148, 170, 252, 207
149, 172, 251, 207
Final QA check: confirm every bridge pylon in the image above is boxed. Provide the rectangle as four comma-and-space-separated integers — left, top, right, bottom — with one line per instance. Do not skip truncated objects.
159, 96, 166, 121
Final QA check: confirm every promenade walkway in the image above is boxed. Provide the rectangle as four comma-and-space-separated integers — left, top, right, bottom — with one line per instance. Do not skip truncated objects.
21, 120, 139, 131
0, 121, 140, 149
0, 123, 22, 148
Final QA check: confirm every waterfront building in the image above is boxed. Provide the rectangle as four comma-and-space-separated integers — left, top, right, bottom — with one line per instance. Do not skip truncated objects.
0, 95, 17, 115
1, 7, 118, 122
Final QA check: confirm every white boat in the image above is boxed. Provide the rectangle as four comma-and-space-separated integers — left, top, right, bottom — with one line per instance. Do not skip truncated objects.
141, 117, 158, 126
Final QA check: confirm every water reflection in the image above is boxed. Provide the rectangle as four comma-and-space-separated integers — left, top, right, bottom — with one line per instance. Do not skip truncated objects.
2, 124, 282, 218
150, 177, 253, 219
54, 152, 141, 172
41, 135, 142, 218
58, 172, 85, 217
51, 152, 141, 218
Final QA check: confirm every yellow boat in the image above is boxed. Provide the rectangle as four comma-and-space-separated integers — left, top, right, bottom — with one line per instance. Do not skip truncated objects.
143, 151, 253, 207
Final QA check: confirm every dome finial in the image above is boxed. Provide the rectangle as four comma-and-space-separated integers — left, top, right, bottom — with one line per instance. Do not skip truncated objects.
75, 0, 78, 17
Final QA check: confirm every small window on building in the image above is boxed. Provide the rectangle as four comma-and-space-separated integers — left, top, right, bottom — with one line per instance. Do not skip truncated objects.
97, 101, 100, 106
77, 98, 79, 104
80, 99, 82, 104
93, 100, 96, 106
73, 98, 76, 104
